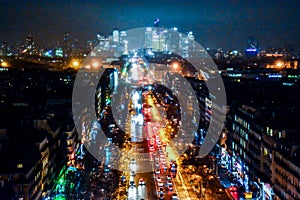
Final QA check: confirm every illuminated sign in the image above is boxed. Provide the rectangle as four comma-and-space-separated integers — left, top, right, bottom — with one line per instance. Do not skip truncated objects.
268, 74, 282, 78
246, 48, 257, 52
244, 192, 252, 199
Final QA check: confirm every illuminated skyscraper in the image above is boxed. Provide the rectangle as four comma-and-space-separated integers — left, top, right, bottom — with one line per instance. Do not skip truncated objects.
120, 31, 128, 55
145, 27, 153, 48
63, 32, 71, 57
22, 34, 37, 55
87, 40, 94, 51
0, 42, 9, 56
112, 29, 120, 43
152, 30, 160, 51
179, 33, 189, 58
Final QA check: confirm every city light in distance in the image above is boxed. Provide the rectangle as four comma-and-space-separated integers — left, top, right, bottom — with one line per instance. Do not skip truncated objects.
0, 61, 9, 68
171, 62, 180, 69
275, 60, 284, 68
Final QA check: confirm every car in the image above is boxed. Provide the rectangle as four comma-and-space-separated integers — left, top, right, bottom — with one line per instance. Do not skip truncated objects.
149, 145, 155, 151
166, 180, 173, 186
150, 138, 155, 145
228, 186, 237, 192
130, 171, 136, 176
156, 176, 162, 182
167, 175, 172, 180
157, 181, 164, 187
157, 140, 162, 147
131, 159, 136, 164
155, 169, 161, 174
155, 162, 160, 168
168, 184, 174, 191
158, 187, 164, 194
139, 178, 145, 185
163, 165, 168, 171
171, 193, 178, 199
130, 180, 135, 187
158, 193, 165, 200
120, 175, 126, 183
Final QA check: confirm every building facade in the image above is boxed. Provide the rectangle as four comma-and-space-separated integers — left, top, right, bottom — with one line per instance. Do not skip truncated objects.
225, 104, 300, 200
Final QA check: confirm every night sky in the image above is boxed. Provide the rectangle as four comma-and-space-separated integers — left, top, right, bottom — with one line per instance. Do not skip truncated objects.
0, 0, 299, 49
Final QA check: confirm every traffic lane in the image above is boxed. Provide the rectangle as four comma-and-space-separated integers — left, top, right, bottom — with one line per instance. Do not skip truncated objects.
153, 154, 177, 200
133, 172, 156, 200
197, 171, 231, 200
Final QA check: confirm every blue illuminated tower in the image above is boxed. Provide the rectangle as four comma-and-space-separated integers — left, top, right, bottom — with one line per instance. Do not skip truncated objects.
154, 18, 160, 27
245, 37, 259, 57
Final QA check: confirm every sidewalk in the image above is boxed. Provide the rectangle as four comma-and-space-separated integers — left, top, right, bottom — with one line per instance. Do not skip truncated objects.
218, 167, 233, 188
217, 166, 259, 200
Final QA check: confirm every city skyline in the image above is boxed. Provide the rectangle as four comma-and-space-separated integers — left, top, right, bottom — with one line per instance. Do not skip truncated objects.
0, 0, 300, 49
1, 1, 300, 200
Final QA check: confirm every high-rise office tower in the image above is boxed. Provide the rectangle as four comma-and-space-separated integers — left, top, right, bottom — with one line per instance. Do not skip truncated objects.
112, 29, 120, 43
63, 32, 71, 57
145, 27, 153, 49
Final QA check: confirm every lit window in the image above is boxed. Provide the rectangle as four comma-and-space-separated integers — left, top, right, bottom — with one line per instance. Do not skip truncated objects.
264, 148, 268, 156
270, 129, 273, 137
17, 163, 23, 169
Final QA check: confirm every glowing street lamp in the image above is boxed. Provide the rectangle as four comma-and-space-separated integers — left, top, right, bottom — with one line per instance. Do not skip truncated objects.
72, 60, 79, 67
70, 59, 81, 69
275, 60, 284, 68
172, 62, 179, 69
1, 61, 9, 68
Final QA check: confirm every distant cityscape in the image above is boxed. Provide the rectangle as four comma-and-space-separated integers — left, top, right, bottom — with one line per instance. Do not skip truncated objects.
0, 26, 300, 200
1, 26, 300, 60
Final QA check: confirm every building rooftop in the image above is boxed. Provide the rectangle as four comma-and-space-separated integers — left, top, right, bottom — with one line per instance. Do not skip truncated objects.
0, 127, 48, 174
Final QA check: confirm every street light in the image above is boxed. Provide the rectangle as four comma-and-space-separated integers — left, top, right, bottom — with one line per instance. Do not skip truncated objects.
275, 60, 284, 68
1, 61, 9, 67
172, 62, 179, 69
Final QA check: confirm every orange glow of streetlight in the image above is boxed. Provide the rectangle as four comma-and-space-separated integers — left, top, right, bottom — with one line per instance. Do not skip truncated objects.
1, 61, 9, 68
172, 62, 180, 69
92, 61, 100, 69
72, 60, 80, 67
84, 65, 91, 69
275, 60, 284, 68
